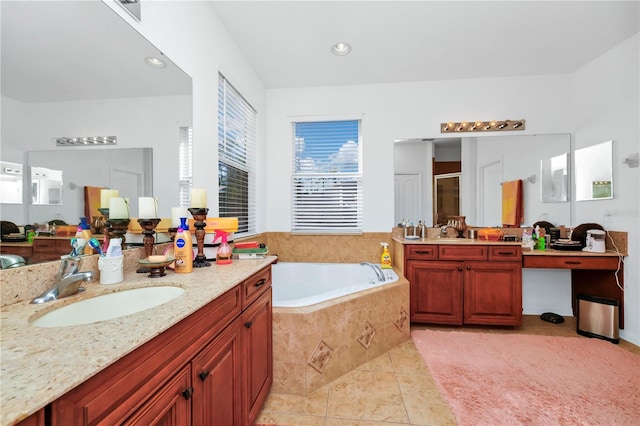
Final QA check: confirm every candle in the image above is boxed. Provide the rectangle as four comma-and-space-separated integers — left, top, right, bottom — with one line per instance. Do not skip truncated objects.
138, 197, 158, 219
190, 188, 207, 208
109, 197, 129, 219
100, 189, 119, 209
171, 207, 189, 228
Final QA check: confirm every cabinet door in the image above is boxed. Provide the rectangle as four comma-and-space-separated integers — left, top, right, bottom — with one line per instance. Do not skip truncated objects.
464, 261, 522, 326
123, 365, 192, 426
192, 317, 243, 426
242, 288, 273, 426
408, 260, 463, 325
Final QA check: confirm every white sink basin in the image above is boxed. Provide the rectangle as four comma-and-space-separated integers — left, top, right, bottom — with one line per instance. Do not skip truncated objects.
31, 286, 185, 328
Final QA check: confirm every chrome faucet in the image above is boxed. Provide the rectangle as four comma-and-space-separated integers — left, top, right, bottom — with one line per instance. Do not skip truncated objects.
360, 262, 386, 282
31, 256, 95, 304
440, 225, 456, 238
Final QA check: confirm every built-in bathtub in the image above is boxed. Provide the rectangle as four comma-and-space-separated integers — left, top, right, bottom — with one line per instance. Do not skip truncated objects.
271, 262, 410, 396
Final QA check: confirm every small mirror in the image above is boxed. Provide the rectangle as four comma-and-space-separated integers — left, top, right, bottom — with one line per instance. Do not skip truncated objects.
0, 161, 23, 204
540, 152, 568, 202
30, 166, 63, 205
575, 140, 613, 201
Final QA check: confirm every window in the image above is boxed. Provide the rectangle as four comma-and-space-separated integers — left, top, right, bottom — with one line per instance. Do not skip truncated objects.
218, 73, 257, 235
178, 126, 193, 207
291, 118, 362, 233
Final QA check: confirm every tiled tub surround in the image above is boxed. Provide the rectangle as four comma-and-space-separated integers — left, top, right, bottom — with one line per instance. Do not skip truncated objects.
0, 252, 277, 425
272, 275, 410, 396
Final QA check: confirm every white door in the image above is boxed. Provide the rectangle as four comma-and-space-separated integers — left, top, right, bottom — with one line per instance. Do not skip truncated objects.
478, 160, 502, 227
394, 173, 421, 226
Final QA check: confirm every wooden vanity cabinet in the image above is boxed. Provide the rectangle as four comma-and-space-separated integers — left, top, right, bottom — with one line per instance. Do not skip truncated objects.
31, 238, 72, 263
406, 244, 522, 326
49, 265, 273, 426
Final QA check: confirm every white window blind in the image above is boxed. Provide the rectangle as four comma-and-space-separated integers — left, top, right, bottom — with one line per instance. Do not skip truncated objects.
218, 73, 257, 235
291, 119, 362, 233
178, 126, 192, 207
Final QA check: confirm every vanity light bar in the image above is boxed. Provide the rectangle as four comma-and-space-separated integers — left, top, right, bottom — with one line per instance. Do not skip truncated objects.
441, 119, 526, 133
55, 136, 117, 146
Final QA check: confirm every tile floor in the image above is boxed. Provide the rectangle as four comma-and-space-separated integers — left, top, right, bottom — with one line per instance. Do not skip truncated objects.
254, 315, 639, 425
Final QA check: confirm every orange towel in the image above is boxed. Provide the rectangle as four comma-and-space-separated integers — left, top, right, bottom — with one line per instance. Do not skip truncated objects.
502, 179, 523, 227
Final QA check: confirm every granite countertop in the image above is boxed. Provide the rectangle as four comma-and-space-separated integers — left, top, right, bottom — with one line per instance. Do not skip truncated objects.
0, 256, 277, 426
392, 236, 624, 257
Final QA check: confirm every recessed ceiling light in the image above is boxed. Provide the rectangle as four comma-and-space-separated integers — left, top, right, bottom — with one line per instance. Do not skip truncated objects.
331, 42, 352, 56
144, 56, 166, 68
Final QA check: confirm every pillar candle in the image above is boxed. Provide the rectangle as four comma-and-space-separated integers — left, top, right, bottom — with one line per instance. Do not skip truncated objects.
138, 197, 158, 219
171, 207, 189, 228
109, 197, 129, 219
100, 189, 119, 209
190, 188, 207, 208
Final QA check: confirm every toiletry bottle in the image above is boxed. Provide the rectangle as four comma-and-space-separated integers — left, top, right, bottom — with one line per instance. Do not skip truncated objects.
215, 230, 232, 265
79, 220, 93, 255
174, 221, 193, 273
106, 238, 122, 257
380, 242, 392, 269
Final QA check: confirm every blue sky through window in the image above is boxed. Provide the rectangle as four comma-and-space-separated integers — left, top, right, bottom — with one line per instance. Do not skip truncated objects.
294, 120, 359, 173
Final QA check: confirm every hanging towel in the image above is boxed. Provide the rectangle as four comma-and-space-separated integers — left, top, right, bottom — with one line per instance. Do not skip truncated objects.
502, 179, 524, 227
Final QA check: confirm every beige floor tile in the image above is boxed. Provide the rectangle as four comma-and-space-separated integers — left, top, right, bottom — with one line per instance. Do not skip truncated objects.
254, 411, 326, 426
325, 417, 407, 425
356, 351, 394, 372
261, 385, 329, 417
326, 370, 409, 423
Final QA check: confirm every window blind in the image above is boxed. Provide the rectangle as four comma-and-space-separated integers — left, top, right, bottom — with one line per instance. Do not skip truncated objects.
218, 73, 257, 235
178, 126, 192, 207
292, 119, 362, 233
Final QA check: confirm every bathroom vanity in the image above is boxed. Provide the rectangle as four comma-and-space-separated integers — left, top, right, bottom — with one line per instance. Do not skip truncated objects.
1, 256, 275, 426
396, 235, 627, 328
404, 242, 522, 326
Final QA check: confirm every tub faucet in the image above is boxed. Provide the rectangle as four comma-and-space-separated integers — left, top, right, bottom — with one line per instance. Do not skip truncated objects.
31, 256, 95, 304
360, 262, 385, 282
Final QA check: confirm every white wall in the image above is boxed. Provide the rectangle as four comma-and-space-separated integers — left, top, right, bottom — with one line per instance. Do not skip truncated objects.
103, 0, 268, 232
570, 34, 639, 344
266, 74, 571, 232
1, 94, 190, 223
265, 36, 638, 344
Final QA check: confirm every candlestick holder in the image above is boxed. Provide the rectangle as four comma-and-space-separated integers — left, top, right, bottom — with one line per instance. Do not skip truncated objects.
188, 207, 211, 267
449, 216, 467, 238
107, 218, 130, 245
137, 218, 161, 273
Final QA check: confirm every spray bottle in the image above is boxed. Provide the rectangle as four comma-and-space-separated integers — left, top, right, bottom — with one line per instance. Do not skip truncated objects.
215, 230, 232, 265
380, 242, 392, 269
174, 217, 193, 273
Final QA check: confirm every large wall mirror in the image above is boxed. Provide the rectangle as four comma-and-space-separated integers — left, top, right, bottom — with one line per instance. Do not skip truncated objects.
575, 140, 613, 201
394, 134, 572, 229
1, 1, 192, 265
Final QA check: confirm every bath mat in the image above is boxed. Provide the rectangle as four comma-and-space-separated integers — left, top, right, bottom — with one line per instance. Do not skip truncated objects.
411, 330, 640, 425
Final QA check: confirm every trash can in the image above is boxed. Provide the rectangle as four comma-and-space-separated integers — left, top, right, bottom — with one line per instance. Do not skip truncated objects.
577, 294, 619, 344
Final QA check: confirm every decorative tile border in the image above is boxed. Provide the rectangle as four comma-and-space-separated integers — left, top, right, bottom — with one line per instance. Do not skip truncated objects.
308, 340, 333, 373
356, 320, 376, 349
394, 308, 409, 332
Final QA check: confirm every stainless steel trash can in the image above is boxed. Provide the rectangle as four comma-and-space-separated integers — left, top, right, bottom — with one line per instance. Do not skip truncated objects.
577, 294, 619, 344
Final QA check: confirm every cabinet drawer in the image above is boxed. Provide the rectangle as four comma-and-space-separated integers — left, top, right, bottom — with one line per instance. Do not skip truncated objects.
242, 265, 272, 308
406, 245, 438, 260
32, 238, 57, 252
488, 246, 522, 262
523, 255, 619, 270
438, 245, 487, 261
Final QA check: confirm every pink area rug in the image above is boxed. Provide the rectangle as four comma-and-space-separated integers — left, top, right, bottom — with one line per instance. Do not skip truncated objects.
411, 330, 640, 426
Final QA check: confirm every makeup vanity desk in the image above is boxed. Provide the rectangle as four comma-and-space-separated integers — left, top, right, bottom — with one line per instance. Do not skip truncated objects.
394, 232, 627, 328
522, 248, 626, 328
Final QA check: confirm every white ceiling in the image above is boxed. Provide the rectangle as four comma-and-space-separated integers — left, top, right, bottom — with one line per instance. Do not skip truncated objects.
1, 1, 191, 103
210, 0, 640, 89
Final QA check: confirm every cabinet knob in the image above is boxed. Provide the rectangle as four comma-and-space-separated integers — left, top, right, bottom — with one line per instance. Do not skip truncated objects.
182, 387, 194, 400
254, 278, 266, 288
466, 266, 471, 270
457, 266, 462, 271
198, 370, 210, 381
245, 321, 253, 328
